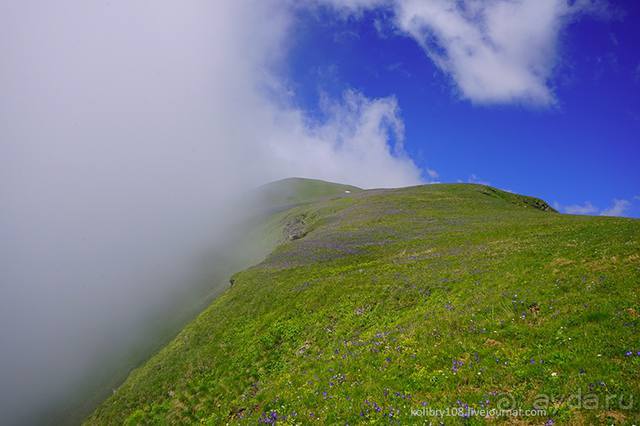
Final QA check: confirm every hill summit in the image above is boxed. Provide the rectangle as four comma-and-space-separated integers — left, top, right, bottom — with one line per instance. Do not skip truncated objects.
88, 179, 640, 424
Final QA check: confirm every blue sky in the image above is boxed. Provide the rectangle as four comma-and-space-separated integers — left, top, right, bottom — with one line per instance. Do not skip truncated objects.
284, 1, 640, 217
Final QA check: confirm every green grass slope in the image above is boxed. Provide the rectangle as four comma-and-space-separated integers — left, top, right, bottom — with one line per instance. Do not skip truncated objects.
254, 177, 361, 210
88, 183, 640, 425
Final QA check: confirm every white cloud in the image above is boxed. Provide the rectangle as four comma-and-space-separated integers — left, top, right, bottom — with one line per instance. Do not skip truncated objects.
555, 198, 632, 216
426, 168, 439, 179
316, 0, 388, 12
320, 0, 607, 105
563, 201, 599, 215
600, 199, 631, 217
467, 174, 491, 185
264, 90, 421, 188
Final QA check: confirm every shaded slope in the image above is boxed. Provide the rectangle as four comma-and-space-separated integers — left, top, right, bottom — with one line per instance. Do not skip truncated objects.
88, 184, 640, 424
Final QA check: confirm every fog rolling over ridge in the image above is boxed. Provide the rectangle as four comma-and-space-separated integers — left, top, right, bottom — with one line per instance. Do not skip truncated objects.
0, 1, 420, 424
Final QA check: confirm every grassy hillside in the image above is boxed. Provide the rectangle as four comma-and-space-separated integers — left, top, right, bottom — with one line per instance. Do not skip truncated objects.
88, 182, 640, 425
46, 179, 360, 425
254, 177, 361, 210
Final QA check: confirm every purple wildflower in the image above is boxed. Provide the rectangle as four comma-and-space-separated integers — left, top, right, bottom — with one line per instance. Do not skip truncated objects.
259, 410, 278, 424
452, 359, 464, 373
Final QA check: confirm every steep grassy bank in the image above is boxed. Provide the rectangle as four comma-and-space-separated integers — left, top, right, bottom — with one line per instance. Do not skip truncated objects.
57, 178, 359, 424
88, 182, 640, 424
